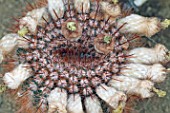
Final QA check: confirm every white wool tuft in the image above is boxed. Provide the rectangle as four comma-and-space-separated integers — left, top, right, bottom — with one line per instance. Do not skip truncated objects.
136, 80, 155, 98
0, 49, 3, 63
26, 7, 46, 22
3, 64, 32, 89
154, 44, 169, 63
19, 8, 46, 34
0, 34, 18, 54
121, 63, 167, 83
117, 14, 161, 37
0, 33, 29, 62
150, 64, 167, 82
17, 35, 30, 49
0, 33, 29, 63
67, 94, 84, 113
100, 1, 121, 18
96, 84, 127, 109
19, 16, 38, 34
47, 88, 67, 113
109, 76, 154, 98
74, 0, 90, 13
85, 96, 103, 113
48, 0, 65, 20
128, 44, 169, 64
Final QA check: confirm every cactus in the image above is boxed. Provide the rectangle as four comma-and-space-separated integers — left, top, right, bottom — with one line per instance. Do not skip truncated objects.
0, 0, 170, 113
